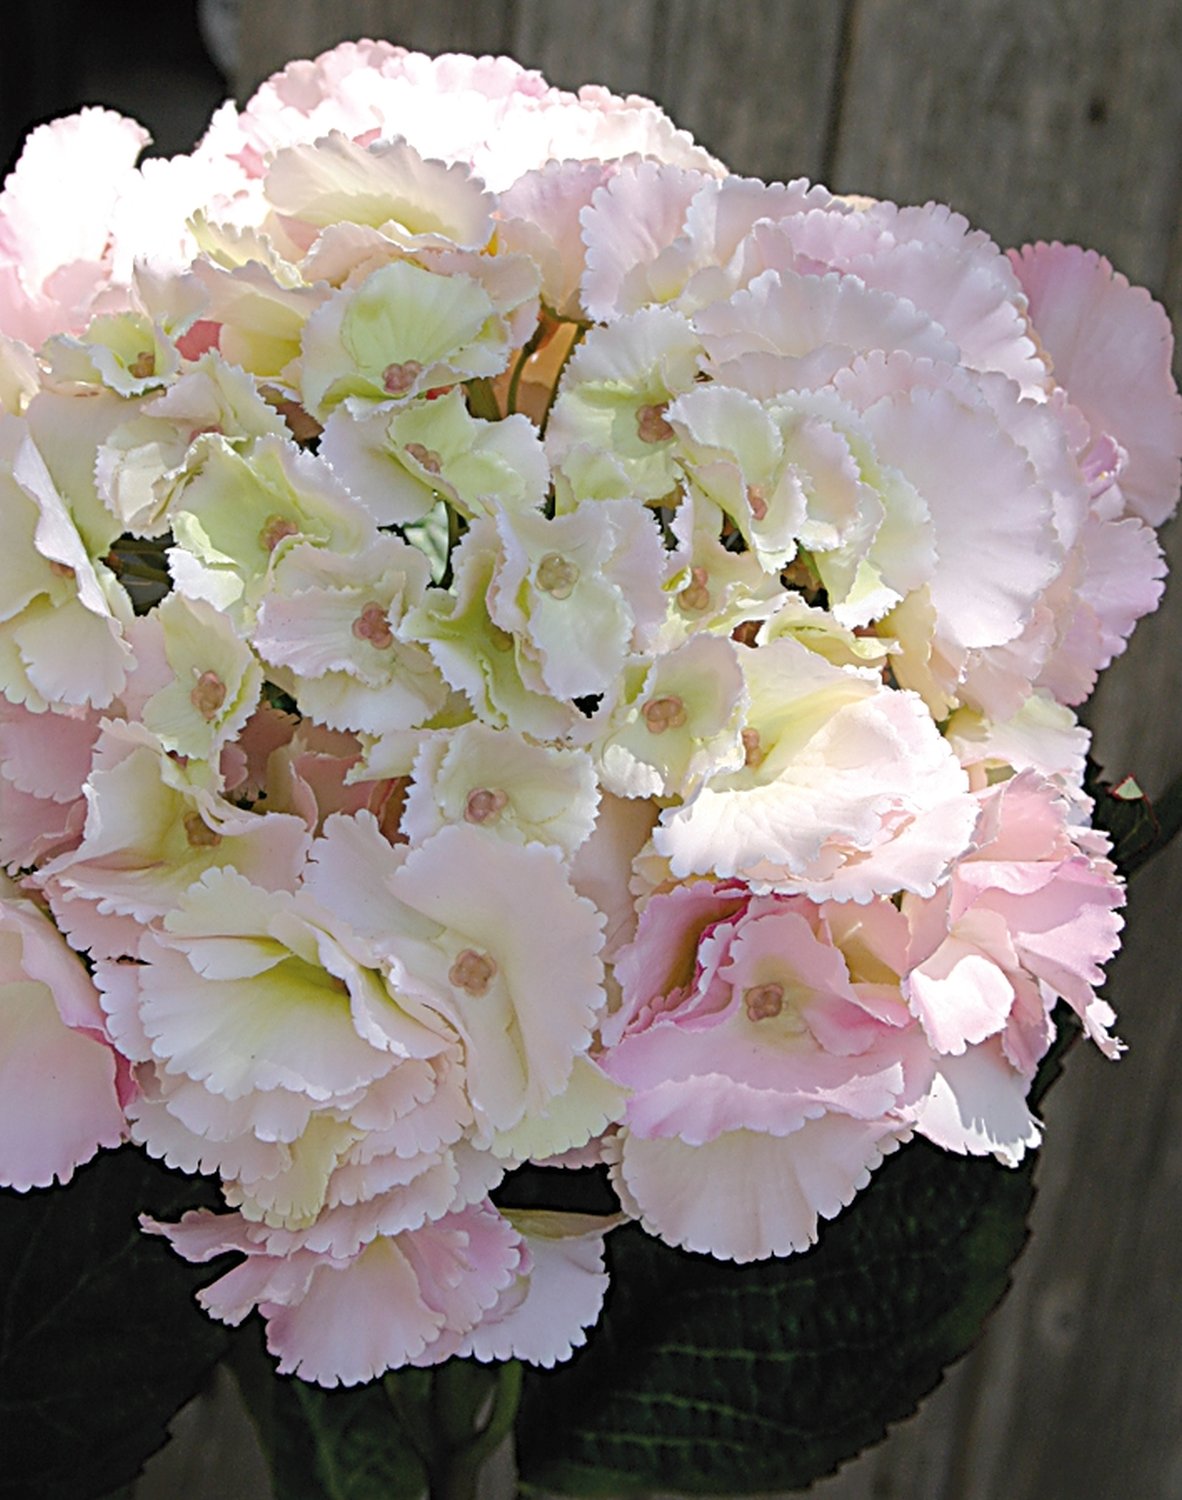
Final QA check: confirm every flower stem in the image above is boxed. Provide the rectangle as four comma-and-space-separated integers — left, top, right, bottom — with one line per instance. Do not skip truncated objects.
422, 1359, 523, 1500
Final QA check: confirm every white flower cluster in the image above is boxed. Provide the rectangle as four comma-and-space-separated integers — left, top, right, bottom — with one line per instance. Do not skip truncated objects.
0, 40, 1176, 1383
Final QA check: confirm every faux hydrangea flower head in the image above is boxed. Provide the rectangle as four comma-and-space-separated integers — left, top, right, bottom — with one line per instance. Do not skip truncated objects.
0, 36, 1176, 1392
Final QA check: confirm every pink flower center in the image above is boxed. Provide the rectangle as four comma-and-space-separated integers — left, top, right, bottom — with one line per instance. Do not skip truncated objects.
259, 513, 299, 552
184, 812, 223, 848
49, 560, 76, 580
190, 671, 227, 721
383, 360, 423, 395
744, 982, 784, 1022
678, 566, 711, 613
642, 695, 687, 734
535, 552, 579, 599
747, 484, 768, 522
449, 948, 498, 996
741, 727, 765, 768
128, 350, 156, 380
404, 441, 442, 475
352, 602, 393, 649
636, 401, 673, 444
464, 787, 509, 825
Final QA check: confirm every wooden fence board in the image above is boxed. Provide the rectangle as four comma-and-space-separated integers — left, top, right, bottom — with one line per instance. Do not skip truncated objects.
508, 0, 664, 99
235, 1, 513, 99
831, 0, 1182, 295
653, 1, 845, 182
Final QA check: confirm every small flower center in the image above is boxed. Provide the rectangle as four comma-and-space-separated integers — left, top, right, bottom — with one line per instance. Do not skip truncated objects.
636, 401, 673, 444
352, 602, 394, 649
747, 484, 768, 522
190, 670, 227, 721
404, 441, 442, 475
642, 694, 687, 734
464, 787, 509, 825
449, 948, 498, 997
678, 566, 711, 613
259, 513, 299, 553
535, 552, 579, 599
489, 626, 515, 653
183, 812, 222, 848
383, 359, 423, 395
741, 727, 765, 769
744, 982, 784, 1022
128, 350, 156, 380
49, 560, 76, 580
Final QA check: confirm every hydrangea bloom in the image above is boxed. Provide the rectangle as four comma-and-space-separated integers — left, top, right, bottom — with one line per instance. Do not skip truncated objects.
0, 38, 1175, 1387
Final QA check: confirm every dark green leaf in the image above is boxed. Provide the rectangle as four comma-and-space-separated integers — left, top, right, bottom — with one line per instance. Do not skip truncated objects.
0, 1147, 228, 1500
229, 1323, 428, 1500
517, 1136, 1035, 1496
1087, 760, 1182, 877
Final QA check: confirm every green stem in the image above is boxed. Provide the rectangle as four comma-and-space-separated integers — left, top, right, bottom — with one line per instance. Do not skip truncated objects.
465, 377, 502, 422
1141, 768, 1182, 871
538, 324, 588, 438
426, 1361, 523, 1500
506, 320, 548, 416
438, 503, 464, 590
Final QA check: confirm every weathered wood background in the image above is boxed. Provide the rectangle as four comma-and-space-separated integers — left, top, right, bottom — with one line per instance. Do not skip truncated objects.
150, 3, 1182, 1496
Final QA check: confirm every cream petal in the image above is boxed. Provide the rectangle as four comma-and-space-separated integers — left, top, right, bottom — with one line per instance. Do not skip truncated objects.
615, 1119, 905, 1262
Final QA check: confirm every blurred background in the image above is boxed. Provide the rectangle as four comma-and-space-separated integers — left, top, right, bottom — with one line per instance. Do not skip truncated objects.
3, 3, 1182, 1497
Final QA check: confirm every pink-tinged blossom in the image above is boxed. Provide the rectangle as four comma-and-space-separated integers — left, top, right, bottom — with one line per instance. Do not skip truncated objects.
304, 815, 609, 1146
144, 1199, 525, 1385
0, 110, 148, 345
904, 771, 1124, 1073
402, 721, 600, 858
497, 159, 621, 320
263, 132, 495, 258
451, 1210, 619, 1367
487, 498, 668, 702
694, 266, 960, 399
1009, 242, 1182, 527
834, 355, 1061, 662
654, 637, 978, 903
580, 168, 838, 322
0, 699, 99, 871
218, 41, 724, 195
743, 198, 1045, 392
0, 876, 126, 1189
599, 879, 925, 1261
252, 534, 448, 737
0, 415, 133, 712
1031, 510, 1167, 707
34, 718, 310, 959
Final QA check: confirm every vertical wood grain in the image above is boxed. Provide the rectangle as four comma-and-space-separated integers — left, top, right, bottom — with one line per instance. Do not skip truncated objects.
235, 1, 513, 100
654, 0, 847, 181
819, 3, 1182, 1495
831, 0, 1182, 294
509, 0, 663, 99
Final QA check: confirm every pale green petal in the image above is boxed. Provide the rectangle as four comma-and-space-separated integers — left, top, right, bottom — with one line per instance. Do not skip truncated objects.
489, 1056, 627, 1162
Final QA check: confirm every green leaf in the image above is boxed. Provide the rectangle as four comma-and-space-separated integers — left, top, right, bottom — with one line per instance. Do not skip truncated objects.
1087, 760, 1182, 878
0, 1147, 228, 1500
229, 1324, 429, 1500
517, 1137, 1034, 1496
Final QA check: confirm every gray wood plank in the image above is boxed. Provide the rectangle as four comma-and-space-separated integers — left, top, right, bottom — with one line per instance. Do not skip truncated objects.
655, 0, 846, 182
508, 0, 663, 99
823, 3, 1182, 1494
235, 1, 513, 100
832, 0, 1182, 296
